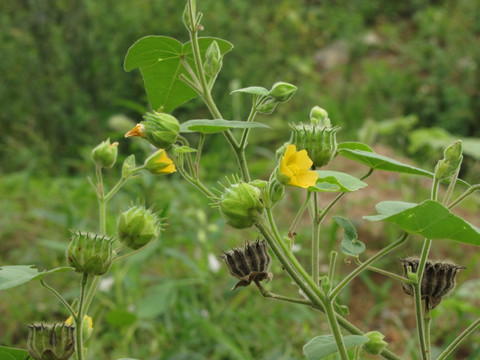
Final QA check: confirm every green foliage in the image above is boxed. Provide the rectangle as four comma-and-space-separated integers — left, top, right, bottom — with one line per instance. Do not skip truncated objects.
303, 335, 368, 359
0, 265, 72, 291
180, 119, 269, 134
0, 345, 30, 360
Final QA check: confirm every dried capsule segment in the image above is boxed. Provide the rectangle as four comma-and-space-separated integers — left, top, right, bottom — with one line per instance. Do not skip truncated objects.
220, 239, 272, 290
400, 258, 465, 310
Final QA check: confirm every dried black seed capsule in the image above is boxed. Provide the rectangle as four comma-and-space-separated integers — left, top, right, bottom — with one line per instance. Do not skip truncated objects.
400, 258, 465, 310
220, 239, 272, 290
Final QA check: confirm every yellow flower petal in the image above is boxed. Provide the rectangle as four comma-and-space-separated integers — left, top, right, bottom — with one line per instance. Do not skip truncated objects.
278, 144, 317, 188
294, 149, 313, 170
291, 170, 318, 188
125, 123, 145, 138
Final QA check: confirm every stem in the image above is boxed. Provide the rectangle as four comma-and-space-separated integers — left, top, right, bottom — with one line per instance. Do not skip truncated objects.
330, 232, 409, 300
75, 273, 89, 360
254, 280, 312, 307
288, 191, 311, 243
436, 316, 480, 360
195, 133, 206, 176
442, 171, 458, 205
311, 191, 320, 284
324, 299, 349, 360
354, 257, 407, 283
448, 184, 480, 209
176, 164, 216, 198
239, 97, 260, 150
328, 251, 338, 283
40, 280, 76, 317
425, 309, 432, 360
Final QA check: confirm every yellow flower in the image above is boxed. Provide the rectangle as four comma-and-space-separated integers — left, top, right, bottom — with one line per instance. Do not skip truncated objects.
279, 144, 318, 188
65, 315, 93, 341
144, 149, 176, 174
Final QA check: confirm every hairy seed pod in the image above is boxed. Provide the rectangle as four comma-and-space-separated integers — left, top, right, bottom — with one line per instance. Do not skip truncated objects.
400, 258, 465, 310
220, 239, 272, 290
26, 323, 75, 360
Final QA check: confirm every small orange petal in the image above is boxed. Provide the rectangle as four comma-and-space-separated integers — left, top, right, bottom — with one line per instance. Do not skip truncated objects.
125, 124, 145, 138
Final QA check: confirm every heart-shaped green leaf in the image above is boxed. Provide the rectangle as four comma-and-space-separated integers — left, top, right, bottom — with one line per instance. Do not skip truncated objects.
125, 36, 233, 113
310, 171, 367, 193
334, 216, 366, 256
0, 346, 30, 360
364, 200, 480, 246
180, 119, 269, 134
0, 265, 73, 291
303, 335, 369, 359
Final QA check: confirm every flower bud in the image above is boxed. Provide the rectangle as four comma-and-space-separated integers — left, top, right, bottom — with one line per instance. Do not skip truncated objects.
290, 113, 340, 168
125, 111, 180, 149
268, 82, 297, 103
117, 205, 162, 250
66, 231, 115, 276
26, 323, 75, 360
65, 315, 93, 342
204, 40, 222, 78
122, 154, 136, 179
434, 140, 463, 181
362, 331, 388, 355
144, 149, 176, 175
400, 258, 465, 310
91, 139, 118, 169
220, 239, 272, 290
219, 182, 264, 229
309, 106, 330, 126
257, 97, 278, 114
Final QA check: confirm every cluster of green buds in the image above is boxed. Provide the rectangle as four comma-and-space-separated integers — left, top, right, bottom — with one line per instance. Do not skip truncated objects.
289, 106, 340, 168
125, 111, 180, 149
91, 138, 118, 169
66, 231, 115, 276
26, 323, 75, 360
257, 82, 297, 114
218, 181, 264, 229
220, 239, 272, 290
400, 258, 465, 310
434, 140, 463, 182
117, 205, 163, 250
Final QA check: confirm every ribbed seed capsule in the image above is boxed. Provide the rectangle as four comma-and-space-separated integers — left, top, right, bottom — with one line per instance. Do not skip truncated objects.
26, 323, 75, 360
400, 258, 465, 310
220, 239, 272, 290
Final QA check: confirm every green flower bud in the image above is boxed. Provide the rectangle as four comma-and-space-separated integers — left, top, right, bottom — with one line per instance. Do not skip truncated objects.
65, 315, 93, 342
290, 113, 340, 168
26, 323, 75, 360
434, 140, 463, 181
219, 182, 264, 229
204, 40, 222, 78
122, 154, 136, 179
125, 111, 180, 149
268, 82, 297, 103
144, 149, 176, 175
66, 231, 115, 276
117, 205, 162, 250
268, 178, 285, 206
257, 97, 278, 114
362, 331, 388, 355
309, 106, 330, 126
91, 139, 118, 169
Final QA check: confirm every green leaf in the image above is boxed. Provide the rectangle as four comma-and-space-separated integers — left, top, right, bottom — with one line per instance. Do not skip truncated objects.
175, 146, 198, 154
0, 266, 73, 291
136, 281, 176, 319
303, 335, 369, 359
334, 216, 366, 256
180, 119, 270, 134
338, 149, 432, 176
0, 346, 30, 360
105, 308, 137, 327
124, 36, 233, 113
311, 171, 367, 192
229, 86, 269, 96
337, 142, 374, 153
364, 200, 480, 246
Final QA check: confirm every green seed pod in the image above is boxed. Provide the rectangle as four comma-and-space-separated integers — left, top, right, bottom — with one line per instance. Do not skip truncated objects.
91, 139, 118, 169
219, 182, 264, 229
117, 205, 162, 250
66, 231, 115, 276
220, 239, 272, 290
400, 258, 465, 310
362, 331, 388, 355
26, 323, 75, 360
268, 82, 297, 103
290, 112, 340, 168
125, 111, 180, 149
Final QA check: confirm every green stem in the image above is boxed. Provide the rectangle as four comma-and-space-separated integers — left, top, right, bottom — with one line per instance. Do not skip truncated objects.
436, 316, 480, 360
311, 191, 320, 285
330, 232, 409, 300
194, 133, 206, 176
40, 280, 76, 317
74, 273, 89, 360
448, 184, 480, 209
239, 97, 260, 150
288, 191, 311, 243
176, 164, 216, 199
324, 299, 349, 360
425, 310, 431, 360
328, 251, 338, 283
354, 257, 407, 283
254, 280, 312, 307
442, 170, 458, 205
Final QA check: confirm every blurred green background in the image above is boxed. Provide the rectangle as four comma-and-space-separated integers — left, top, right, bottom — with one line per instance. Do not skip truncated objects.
1, 0, 480, 359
